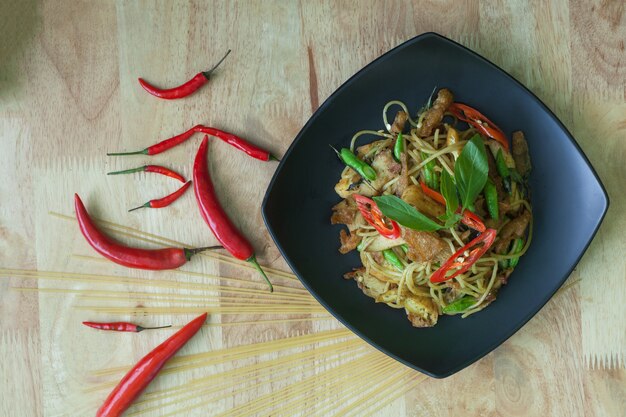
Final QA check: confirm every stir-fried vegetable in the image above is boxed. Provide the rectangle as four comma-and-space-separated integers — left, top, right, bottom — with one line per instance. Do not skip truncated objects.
383, 249, 404, 271
419, 181, 485, 232
484, 178, 499, 220
420, 151, 439, 190
454, 135, 489, 211
353, 194, 401, 239
508, 238, 524, 268
430, 228, 497, 283
393, 133, 404, 161
373, 194, 443, 232
448, 103, 509, 150
332, 146, 377, 181
443, 296, 476, 314
495, 149, 512, 194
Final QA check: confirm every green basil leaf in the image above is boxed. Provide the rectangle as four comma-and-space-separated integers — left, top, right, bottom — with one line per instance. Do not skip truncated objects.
440, 170, 458, 217
373, 195, 443, 232
442, 213, 462, 228
455, 134, 489, 210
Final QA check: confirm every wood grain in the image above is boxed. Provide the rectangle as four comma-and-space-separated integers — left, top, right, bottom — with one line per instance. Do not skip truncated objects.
1, 1, 624, 416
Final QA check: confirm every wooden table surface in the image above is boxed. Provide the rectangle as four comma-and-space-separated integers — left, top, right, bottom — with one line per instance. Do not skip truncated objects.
1, 1, 625, 416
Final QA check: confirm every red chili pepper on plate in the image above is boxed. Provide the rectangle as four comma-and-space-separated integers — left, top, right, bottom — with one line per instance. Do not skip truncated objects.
353, 194, 401, 239
95, 313, 207, 417
83, 322, 172, 333
107, 165, 185, 183
430, 228, 497, 283
107, 125, 279, 161
128, 181, 192, 212
192, 136, 273, 291
448, 103, 509, 151
419, 181, 486, 233
74, 194, 219, 270
138, 50, 231, 100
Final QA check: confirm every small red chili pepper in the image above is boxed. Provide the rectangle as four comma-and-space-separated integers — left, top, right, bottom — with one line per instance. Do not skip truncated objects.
107, 125, 279, 161
353, 194, 401, 239
128, 181, 192, 212
75, 194, 219, 270
83, 322, 172, 333
430, 228, 497, 283
448, 103, 509, 151
193, 136, 273, 291
194, 125, 278, 161
96, 313, 207, 417
419, 181, 486, 232
138, 50, 231, 100
107, 165, 186, 183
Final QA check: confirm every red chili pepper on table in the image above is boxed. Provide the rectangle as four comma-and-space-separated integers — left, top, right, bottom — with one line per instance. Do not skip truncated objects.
74, 194, 219, 270
353, 194, 401, 239
138, 50, 231, 100
192, 136, 273, 292
107, 165, 185, 183
419, 181, 486, 233
430, 228, 497, 283
83, 322, 172, 333
128, 181, 192, 212
107, 125, 279, 161
96, 313, 207, 417
448, 103, 509, 151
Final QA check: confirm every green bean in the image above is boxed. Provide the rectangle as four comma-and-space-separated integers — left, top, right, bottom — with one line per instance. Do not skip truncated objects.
420, 152, 439, 190
484, 178, 499, 220
393, 133, 404, 161
383, 249, 404, 271
496, 149, 512, 194
496, 149, 510, 178
339, 148, 377, 181
443, 296, 476, 314
508, 239, 524, 268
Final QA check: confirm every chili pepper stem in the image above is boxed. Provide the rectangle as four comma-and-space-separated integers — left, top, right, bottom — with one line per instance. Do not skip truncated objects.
128, 202, 151, 212
183, 246, 222, 260
247, 255, 273, 292
107, 149, 149, 156
269, 154, 281, 162
136, 324, 172, 332
107, 166, 147, 175
202, 49, 232, 78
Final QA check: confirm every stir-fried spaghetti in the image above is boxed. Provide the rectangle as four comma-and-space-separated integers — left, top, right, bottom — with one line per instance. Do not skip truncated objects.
331, 88, 532, 327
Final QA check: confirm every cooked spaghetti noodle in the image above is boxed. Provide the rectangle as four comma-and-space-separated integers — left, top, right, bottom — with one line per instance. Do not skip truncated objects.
331, 88, 533, 327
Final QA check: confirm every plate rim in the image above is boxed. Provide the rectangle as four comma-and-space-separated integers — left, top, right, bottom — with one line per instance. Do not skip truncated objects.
261, 32, 610, 378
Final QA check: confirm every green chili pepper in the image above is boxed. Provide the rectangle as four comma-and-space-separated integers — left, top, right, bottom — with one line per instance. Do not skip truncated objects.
331, 146, 377, 181
484, 178, 499, 220
443, 296, 477, 314
420, 152, 439, 190
508, 238, 524, 268
383, 249, 404, 271
393, 133, 404, 162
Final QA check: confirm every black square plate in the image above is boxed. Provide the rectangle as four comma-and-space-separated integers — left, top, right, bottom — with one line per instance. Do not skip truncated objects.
262, 33, 609, 378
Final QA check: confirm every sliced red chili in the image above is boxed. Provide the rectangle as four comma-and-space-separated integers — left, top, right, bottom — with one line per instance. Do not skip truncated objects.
419, 181, 486, 232
353, 194, 401, 239
419, 181, 446, 205
448, 103, 509, 151
430, 228, 497, 283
